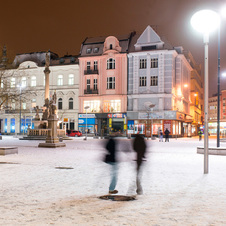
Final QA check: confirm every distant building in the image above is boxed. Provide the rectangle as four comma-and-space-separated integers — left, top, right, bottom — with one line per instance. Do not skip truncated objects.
0, 50, 79, 134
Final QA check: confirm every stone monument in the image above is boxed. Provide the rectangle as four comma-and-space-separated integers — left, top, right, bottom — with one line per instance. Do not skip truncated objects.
38, 52, 66, 148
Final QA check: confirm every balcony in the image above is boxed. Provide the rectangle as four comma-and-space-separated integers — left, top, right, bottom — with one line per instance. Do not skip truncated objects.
84, 89, 98, 94
84, 69, 99, 75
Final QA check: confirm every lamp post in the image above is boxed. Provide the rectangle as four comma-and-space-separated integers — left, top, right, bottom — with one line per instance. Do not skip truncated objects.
17, 85, 22, 135
191, 9, 220, 174
84, 106, 90, 140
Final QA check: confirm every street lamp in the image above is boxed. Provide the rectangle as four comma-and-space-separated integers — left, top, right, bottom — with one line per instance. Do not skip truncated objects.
191, 9, 220, 174
84, 106, 90, 140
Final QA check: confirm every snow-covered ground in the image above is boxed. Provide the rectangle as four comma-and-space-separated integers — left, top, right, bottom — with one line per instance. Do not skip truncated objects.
1, 135, 226, 226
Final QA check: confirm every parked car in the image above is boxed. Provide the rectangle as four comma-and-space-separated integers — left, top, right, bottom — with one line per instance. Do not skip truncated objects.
66, 130, 83, 137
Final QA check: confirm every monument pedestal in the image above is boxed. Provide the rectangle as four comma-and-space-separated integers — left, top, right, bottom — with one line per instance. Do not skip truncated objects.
38, 115, 66, 148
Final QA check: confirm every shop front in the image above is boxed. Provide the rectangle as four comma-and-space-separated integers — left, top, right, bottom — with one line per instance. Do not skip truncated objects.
78, 114, 96, 135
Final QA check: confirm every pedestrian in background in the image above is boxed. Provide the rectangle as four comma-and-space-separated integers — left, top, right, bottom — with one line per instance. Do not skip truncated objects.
133, 132, 146, 195
198, 130, 203, 141
164, 128, 170, 142
159, 130, 163, 142
104, 137, 118, 194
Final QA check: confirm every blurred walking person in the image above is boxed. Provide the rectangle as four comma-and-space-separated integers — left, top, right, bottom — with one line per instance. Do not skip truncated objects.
198, 130, 203, 141
133, 132, 146, 195
104, 137, 118, 194
159, 130, 163, 142
164, 128, 170, 142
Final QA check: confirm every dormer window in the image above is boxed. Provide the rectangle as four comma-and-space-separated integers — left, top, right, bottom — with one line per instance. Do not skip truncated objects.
93, 47, 99, 53
86, 48, 92, 54
110, 44, 113, 50
107, 58, 115, 70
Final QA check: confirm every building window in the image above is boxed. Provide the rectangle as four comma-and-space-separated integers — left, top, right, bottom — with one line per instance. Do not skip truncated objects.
12, 100, 15, 110
83, 100, 100, 113
107, 58, 115, 69
31, 76, 36, 87
107, 77, 115, 89
69, 98, 73, 109
21, 77, 26, 87
22, 102, 26, 110
68, 74, 74, 85
86, 48, 92, 54
87, 79, 90, 90
139, 76, 146, 86
151, 58, 158, 68
43, 75, 45, 86
110, 44, 113, 49
94, 79, 98, 90
10, 78, 15, 88
31, 99, 36, 108
1, 79, 3, 88
58, 75, 63, 86
140, 59, 147, 69
103, 100, 121, 112
87, 61, 91, 70
58, 98, 62, 110
150, 76, 158, 86
94, 61, 98, 71
93, 47, 99, 53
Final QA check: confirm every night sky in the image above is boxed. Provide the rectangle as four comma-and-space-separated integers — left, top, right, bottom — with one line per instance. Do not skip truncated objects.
0, 0, 225, 96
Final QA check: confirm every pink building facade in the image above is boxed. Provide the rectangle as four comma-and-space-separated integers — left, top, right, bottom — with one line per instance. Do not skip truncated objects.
79, 35, 132, 136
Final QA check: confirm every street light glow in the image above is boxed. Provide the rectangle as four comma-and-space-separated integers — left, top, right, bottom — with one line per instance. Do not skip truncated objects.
191, 10, 220, 34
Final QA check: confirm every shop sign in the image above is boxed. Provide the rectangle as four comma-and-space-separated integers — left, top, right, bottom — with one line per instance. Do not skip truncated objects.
78, 118, 95, 125
176, 113, 184, 120
107, 113, 127, 118
79, 114, 95, 118
63, 118, 69, 123
163, 120, 172, 132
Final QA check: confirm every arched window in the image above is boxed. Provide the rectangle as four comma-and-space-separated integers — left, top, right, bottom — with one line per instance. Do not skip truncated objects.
107, 58, 115, 70
58, 75, 63, 86
58, 98, 62, 110
69, 98, 73, 109
68, 74, 74, 85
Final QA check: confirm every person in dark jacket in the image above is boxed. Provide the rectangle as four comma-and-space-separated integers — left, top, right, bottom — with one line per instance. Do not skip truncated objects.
164, 128, 170, 142
133, 132, 146, 195
105, 137, 118, 194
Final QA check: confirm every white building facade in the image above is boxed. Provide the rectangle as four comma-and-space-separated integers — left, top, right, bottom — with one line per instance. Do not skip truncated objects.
0, 52, 79, 134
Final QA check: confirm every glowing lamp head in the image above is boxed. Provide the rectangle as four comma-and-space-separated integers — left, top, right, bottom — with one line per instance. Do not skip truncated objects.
191, 10, 220, 34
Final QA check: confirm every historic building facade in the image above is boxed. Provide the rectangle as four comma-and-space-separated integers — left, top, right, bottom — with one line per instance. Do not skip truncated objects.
127, 26, 193, 137
79, 35, 134, 136
0, 52, 79, 134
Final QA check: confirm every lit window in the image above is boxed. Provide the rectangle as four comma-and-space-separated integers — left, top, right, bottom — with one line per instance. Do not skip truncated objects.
107, 77, 115, 89
21, 77, 26, 87
1, 80, 3, 88
94, 61, 98, 71
11, 78, 15, 88
68, 74, 74, 85
150, 76, 158, 86
58, 75, 63, 86
87, 79, 90, 90
83, 100, 100, 113
31, 99, 36, 108
139, 76, 146, 86
87, 61, 91, 70
22, 102, 26, 110
94, 79, 98, 90
69, 98, 73, 109
107, 58, 115, 70
151, 58, 158, 68
31, 76, 36, 87
103, 100, 121, 112
139, 59, 147, 69
58, 98, 62, 110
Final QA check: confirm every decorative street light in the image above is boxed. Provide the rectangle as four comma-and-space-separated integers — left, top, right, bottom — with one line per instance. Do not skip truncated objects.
217, 6, 226, 148
84, 106, 90, 140
191, 9, 220, 174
